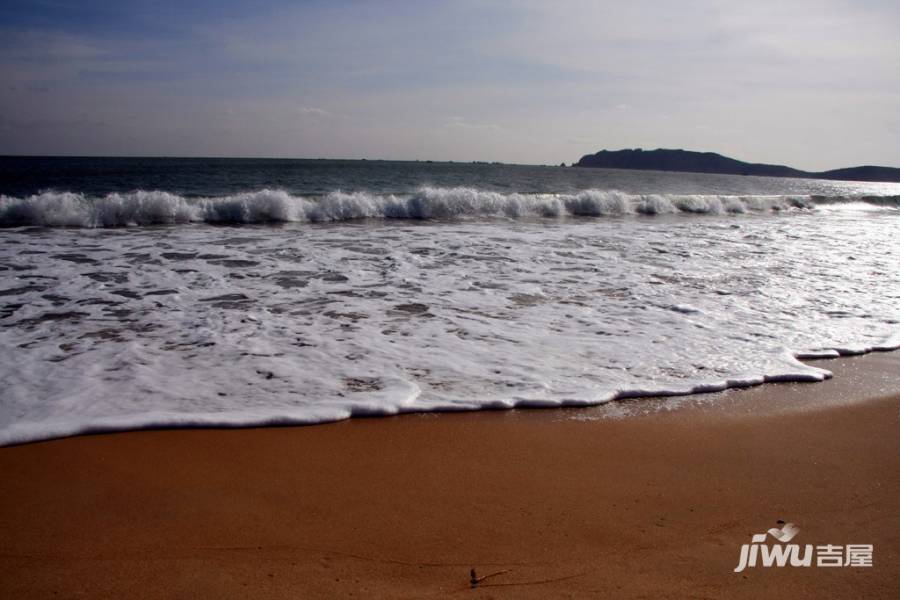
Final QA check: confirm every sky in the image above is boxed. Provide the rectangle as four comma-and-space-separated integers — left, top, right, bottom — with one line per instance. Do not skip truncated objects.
1, 0, 898, 170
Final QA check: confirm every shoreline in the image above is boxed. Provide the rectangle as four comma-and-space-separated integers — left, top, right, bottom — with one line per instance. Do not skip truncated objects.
2, 349, 898, 448
1, 352, 898, 598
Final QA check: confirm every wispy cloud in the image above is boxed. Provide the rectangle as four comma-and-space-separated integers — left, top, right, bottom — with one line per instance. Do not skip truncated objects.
296, 106, 337, 118
442, 116, 502, 131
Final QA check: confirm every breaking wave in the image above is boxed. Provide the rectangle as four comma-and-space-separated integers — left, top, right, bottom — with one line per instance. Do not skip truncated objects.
1, 187, 898, 228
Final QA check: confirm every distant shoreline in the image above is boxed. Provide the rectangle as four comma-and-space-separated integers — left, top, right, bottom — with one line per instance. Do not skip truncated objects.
573, 148, 900, 183
0, 148, 900, 183
4, 153, 900, 185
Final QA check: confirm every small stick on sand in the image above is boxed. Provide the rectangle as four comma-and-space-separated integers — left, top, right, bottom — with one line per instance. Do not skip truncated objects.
470, 568, 511, 588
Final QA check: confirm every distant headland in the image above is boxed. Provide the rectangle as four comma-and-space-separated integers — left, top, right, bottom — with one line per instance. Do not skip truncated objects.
572, 148, 900, 183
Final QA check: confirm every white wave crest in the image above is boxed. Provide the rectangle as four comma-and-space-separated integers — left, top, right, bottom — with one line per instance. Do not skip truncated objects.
0, 187, 865, 228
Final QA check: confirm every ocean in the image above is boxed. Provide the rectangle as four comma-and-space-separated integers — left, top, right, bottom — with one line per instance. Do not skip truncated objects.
1, 157, 898, 445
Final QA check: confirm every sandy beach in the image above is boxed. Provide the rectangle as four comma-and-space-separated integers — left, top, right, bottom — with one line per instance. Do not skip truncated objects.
1, 352, 898, 599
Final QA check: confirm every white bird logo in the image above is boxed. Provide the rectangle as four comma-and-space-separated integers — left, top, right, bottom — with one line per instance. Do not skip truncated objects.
766, 522, 800, 543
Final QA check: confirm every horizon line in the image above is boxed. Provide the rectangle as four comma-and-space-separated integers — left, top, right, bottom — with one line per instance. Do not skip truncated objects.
0, 150, 897, 172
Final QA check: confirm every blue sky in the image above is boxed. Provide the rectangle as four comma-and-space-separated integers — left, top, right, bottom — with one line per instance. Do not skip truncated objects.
1, 0, 898, 169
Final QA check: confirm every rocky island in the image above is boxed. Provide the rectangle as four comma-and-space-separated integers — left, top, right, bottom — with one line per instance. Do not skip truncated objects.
574, 148, 900, 183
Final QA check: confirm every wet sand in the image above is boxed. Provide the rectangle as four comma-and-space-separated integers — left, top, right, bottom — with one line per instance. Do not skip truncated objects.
1, 353, 898, 598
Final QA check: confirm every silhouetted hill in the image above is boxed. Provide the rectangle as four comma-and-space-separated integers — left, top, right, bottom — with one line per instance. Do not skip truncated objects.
573, 148, 900, 183
817, 165, 900, 183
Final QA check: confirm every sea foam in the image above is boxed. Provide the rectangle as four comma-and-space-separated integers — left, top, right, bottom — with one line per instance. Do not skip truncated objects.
1, 198, 898, 446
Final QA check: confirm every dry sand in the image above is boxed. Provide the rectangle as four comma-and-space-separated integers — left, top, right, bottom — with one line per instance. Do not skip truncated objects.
1, 353, 898, 598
